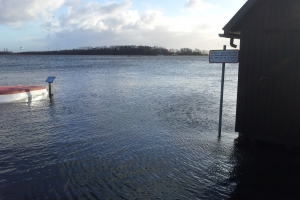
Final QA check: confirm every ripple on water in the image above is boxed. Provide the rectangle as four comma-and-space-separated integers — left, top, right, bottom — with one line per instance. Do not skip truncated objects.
0, 55, 238, 199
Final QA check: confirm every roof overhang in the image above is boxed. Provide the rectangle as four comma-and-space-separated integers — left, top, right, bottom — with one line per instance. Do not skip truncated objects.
219, 0, 258, 47
219, 32, 241, 39
219, 0, 258, 40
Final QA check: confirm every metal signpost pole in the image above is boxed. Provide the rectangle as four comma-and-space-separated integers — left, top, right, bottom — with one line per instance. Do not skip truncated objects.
209, 46, 238, 137
218, 45, 226, 137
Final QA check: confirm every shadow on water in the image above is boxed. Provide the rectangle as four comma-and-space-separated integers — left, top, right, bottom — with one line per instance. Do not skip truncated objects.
229, 142, 300, 200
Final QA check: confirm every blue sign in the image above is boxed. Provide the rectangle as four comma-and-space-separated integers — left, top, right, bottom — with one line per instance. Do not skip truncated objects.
45, 76, 56, 83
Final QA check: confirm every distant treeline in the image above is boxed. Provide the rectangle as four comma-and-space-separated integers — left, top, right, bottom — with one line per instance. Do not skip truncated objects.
14, 45, 208, 56
0, 52, 13, 55
0, 48, 13, 54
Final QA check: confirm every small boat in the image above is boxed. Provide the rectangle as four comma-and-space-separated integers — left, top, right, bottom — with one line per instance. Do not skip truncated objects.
0, 85, 47, 103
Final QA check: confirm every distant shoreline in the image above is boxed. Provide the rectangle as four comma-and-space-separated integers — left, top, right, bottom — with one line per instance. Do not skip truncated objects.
0, 53, 208, 56
0, 45, 208, 56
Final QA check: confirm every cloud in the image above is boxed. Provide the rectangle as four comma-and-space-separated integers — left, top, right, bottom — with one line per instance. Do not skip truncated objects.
43, 23, 226, 51
2, 0, 229, 51
184, 0, 215, 12
59, 0, 133, 31
37, 0, 225, 50
57, 1, 211, 33
63, 0, 81, 7
0, 0, 64, 28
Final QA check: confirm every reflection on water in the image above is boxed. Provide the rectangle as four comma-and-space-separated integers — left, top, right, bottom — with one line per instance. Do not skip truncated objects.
0, 55, 298, 199
229, 143, 300, 199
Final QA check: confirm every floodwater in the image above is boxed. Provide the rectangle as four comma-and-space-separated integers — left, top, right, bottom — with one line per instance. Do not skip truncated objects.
0, 55, 300, 199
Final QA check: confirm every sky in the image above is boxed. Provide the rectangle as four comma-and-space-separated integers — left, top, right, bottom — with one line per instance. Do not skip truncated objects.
0, 0, 247, 52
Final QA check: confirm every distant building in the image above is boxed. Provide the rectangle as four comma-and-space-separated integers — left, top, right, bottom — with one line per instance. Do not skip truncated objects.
220, 0, 300, 147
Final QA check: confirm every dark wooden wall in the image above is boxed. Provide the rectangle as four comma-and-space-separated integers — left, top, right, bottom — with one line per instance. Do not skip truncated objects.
235, 0, 300, 140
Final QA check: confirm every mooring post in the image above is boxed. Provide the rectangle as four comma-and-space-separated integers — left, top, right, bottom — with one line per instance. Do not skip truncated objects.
49, 82, 54, 99
218, 45, 226, 137
45, 76, 56, 99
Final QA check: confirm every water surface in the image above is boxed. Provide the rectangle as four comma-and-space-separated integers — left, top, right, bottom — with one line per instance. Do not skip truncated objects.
1, 55, 299, 199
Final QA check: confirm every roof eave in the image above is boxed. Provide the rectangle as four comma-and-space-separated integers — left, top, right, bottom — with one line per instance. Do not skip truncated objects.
219, 32, 241, 39
222, 0, 258, 33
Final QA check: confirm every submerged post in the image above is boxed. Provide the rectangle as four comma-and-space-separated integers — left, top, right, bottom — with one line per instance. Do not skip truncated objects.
209, 45, 239, 137
45, 76, 56, 99
218, 45, 226, 137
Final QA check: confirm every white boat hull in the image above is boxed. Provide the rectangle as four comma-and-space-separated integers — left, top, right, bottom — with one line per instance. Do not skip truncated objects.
0, 86, 48, 103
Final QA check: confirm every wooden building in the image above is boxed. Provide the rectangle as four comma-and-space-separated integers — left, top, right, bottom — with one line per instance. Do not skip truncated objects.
220, 0, 300, 146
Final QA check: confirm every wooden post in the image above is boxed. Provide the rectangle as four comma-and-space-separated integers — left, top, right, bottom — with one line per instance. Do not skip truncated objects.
45, 76, 56, 99
49, 82, 54, 99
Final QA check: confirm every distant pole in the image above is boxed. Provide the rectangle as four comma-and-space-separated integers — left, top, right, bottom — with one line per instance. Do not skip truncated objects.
218, 45, 226, 137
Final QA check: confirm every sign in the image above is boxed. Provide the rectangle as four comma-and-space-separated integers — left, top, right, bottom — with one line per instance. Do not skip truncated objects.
45, 76, 56, 83
209, 50, 239, 63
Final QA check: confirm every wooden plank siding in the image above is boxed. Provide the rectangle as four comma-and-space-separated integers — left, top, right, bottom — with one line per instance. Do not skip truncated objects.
294, 0, 300, 139
280, 0, 294, 137
243, 10, 256, 133
256, 0, 270, 135
279, 0, 295, 137
264, 0, 279, 137
250, 0, 265, 134
271, 0, 285, 137
286, 31, 299, 138
235, 0, 300, 143
234, 17, 250, 132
